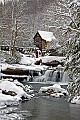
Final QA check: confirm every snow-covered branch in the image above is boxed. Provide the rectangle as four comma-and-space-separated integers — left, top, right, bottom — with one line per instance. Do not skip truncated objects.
68, 26, 80, 33
56, 13, 77, 28
55, 0, 68, 9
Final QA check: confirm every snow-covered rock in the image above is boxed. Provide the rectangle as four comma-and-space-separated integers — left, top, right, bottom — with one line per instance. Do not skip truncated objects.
0, 93, 19, 106
0, 102, 7, 109
25, 85, 34, 94
51, 93, 64, 98
39, 84, 68, 97
39, 84, 66, 93
39, 56, 66, 65
0, 80, 33, 101
13, 79, 25, 89
71, 96, 80, 104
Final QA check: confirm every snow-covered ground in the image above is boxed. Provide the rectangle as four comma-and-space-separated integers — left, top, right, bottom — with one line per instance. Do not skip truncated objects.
1, 54, 54, 72
0, 79, 34, 109
20, 54, 66, 66
71, 96, 80, 104
0, 54, 80, 107
38, 55, 66, 64
0, 55, 66, 82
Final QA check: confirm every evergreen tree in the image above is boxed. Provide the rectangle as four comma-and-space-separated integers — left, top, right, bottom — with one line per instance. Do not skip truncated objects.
64, 0, 80, 98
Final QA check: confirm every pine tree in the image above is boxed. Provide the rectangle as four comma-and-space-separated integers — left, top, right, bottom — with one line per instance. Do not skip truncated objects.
65, 0, 80, 98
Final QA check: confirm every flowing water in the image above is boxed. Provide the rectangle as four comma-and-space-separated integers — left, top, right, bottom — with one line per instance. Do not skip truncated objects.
34, 68, 70, 83
19, 96, 80, 120
0, 83, 80, 120
19, 83, 80, 120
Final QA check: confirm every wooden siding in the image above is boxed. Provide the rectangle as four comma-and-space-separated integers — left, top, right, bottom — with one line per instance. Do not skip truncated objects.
34, 32, 47, 51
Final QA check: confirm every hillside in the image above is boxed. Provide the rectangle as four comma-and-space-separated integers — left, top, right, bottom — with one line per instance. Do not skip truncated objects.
0, 0, 69, 48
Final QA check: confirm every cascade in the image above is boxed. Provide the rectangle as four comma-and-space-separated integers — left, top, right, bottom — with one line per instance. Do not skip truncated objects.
62, 70, 71, 83
34, 65, 70, 83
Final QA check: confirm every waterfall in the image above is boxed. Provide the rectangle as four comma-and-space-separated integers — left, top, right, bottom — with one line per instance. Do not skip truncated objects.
51, 70, 64, 82
62, 70, 71, 83
34, 66, 70, 83
51, 70, 57, 82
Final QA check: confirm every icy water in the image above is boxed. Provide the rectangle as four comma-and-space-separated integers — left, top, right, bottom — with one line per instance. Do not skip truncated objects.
0, 83, 80, 120
19, 96, 80, 120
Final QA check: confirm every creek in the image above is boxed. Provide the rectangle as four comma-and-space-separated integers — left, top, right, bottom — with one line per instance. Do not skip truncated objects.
0, 83, 80, 120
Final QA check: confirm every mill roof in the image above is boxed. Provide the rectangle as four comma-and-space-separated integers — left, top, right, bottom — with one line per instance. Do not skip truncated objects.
38, 30, 56, 41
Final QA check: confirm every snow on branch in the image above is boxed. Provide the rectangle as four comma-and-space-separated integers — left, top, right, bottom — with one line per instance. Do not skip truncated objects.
55, 0, 68, 9
56, 13, 77, 28
68, 26, 80, 33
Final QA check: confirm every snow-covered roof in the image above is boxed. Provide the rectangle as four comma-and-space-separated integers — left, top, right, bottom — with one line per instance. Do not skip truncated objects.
38, 30, 56, 42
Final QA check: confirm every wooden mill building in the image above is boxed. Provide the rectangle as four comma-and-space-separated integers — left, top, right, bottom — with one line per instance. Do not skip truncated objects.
33, 30, 56, 52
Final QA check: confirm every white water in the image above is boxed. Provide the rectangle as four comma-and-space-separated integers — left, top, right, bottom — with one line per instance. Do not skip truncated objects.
62, 70, 70, 83
34, 68, 70, 83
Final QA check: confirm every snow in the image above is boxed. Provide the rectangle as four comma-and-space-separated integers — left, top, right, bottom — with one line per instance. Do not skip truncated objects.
69, 0, 80, 8
71, 96, 80, 104
0, 0, 5, 3
0, 54, 80, 105
13, 79, 25, 89
39, 84, 68, 97
51, 92, 64, 98
0, 92, 19, 107
20, 54, 35, 65
2, 74, 28, 79
0, 79, 34, 109
39, 56, 66, 63
38, 30, 56, 41
19, 54, 66, 66
73, 0, 80, 5
0, 78, 35, 110
0, 80, 32, 100
0, 55, 66, 72
1, 63, 8, 71
0, 102, 7, 109
0, 0, 19, 4
0, 92, 15, 101
1, 62, 47, 72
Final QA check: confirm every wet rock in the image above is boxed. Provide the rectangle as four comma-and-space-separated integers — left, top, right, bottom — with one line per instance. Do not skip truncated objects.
2, 90, 17, 96
2, 68, 29, 75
